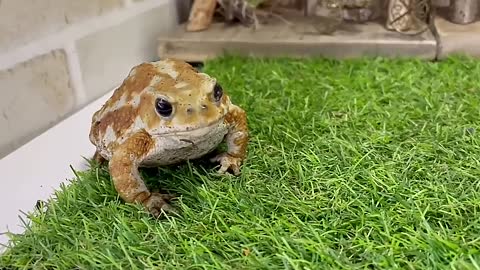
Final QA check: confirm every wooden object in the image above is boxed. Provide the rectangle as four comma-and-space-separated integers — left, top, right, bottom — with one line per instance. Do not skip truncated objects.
303, 0, 318, 16
186, 0, 217, 32
449, 0, 478, 24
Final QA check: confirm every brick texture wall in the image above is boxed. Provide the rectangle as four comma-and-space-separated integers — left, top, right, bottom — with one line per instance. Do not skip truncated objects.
0, 0, 190, 159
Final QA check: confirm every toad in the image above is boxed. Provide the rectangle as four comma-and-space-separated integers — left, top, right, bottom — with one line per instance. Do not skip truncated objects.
89, 59, 248, 217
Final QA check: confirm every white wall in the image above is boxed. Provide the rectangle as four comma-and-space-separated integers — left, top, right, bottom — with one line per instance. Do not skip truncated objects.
0, 0, 189, 159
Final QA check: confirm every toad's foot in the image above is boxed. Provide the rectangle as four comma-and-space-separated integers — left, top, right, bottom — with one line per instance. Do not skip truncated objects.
93, 150, 106, 165
210, 153, 243, 176
109, 131, 179, 218
142, 193, 178, 218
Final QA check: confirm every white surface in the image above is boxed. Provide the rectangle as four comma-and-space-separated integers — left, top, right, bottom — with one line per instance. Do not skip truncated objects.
0, 89, 113, 252
76, 2, 178, 103
65, 41, 88, 106
0, 0, 173, 115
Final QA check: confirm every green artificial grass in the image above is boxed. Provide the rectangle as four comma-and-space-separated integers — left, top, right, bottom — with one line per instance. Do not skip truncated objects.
2, 55, 480, 269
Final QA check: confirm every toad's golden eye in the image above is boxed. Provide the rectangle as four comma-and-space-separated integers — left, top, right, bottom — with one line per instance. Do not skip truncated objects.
155, 98, 173, 117
213, 83, 223, 102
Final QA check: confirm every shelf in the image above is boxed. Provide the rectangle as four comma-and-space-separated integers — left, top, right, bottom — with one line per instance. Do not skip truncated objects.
158, 12, 438, 61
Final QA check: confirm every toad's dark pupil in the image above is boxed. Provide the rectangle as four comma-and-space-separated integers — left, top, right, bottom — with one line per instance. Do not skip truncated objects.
155, 98, 172, 117
213, 83, 223, 102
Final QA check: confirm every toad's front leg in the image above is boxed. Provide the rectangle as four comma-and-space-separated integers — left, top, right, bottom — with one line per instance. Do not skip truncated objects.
211, 104, 249, 175
108, 130, 175, 217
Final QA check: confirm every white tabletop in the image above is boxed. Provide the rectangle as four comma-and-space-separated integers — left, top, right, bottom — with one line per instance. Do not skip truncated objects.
0, 89, 114, 251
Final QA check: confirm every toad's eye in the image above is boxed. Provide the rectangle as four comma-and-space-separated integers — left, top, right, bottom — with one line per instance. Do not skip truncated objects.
155, 98, 173, 117
213, 83, 223, 102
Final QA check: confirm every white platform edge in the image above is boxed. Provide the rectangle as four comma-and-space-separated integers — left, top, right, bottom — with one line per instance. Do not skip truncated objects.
0, 88, 115, 252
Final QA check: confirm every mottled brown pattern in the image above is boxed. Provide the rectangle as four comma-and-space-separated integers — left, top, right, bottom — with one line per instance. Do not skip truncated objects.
107, 141, 120, 153
157, 89, 225, 128
89, 63, 158, 142
172, 59, 204, 91
202, 99, 221, 121
88, 58, 249, 217
124, 63, 158, 100
224, 105, 249, 159
103, 85, 124, 110
109, 130, 154, 204
170, 57, 199, 73
97, 63, 158, 113
135, 94, 158, 130
148, 59, 203, 96
91, 105, 137, 138
108, 131, 176, 217
221, 92, 228, 103
89, 59, 219, 144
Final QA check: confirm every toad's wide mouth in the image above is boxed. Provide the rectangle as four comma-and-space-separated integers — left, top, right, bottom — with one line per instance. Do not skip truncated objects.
149, 118, 225, 138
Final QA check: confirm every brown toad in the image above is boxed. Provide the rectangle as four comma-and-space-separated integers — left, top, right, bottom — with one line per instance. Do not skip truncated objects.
89, 59, 249, 217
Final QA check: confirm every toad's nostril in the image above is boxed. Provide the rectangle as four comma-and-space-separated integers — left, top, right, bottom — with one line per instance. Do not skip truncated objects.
201, 104, 208, 110
186, 107, 194, 114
